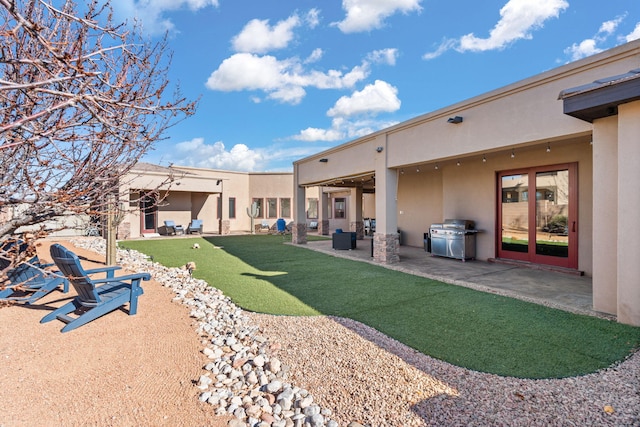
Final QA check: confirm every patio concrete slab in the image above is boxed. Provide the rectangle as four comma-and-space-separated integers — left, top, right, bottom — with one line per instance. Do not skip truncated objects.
300, 238, 607, 319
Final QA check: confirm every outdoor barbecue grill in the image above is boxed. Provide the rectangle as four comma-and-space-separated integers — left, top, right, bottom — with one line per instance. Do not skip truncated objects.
429, 219, 479, 261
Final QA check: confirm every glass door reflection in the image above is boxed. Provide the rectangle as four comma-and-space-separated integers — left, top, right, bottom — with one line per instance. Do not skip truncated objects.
501, 174, 529, 255
535, 170, 569, 258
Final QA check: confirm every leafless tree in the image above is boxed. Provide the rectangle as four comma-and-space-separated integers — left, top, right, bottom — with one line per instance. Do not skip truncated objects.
0, 0, 196, 273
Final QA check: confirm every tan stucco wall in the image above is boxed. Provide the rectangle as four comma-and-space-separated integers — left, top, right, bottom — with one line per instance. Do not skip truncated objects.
397, 169, 443, 246
592, 115, 618, 314
616, 100, 640, 325
393, 137, 593, 271
120, 166, 295, 236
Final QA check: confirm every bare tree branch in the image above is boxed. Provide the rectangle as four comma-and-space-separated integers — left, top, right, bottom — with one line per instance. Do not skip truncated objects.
0, 0, 197, 273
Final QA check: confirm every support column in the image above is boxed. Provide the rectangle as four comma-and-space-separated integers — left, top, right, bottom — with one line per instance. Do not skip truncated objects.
373, 136, 399, 264
220, 180, 230, 235
292, 164, 307, 244
349, 187, 364, 239
617, 100, 640, 326
318, 188, 329, 236
592, 116, 617, 315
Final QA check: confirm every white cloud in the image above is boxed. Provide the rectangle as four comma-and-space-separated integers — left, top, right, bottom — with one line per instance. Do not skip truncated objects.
290, 116, 400, 142
422, 38, 457, 60
458, 0, 569, 52
327, 80, 401, 117
114, 0, 219, 35
423, 0, 568, 59
231, 15, 301, 54
598, 15, 625, 36
289, 81, 401, 142
174, 138, 266, 171
292, 127, 345, 142
170, 137, 324, 171
205, 53, 373, 104
306, 9, 321, 28
367, 48, 399, 65
564, 39, 602, 61
625, 22, 640, 42
564, 14, 629, 61
334, 0, 422, 33
304, 48, 324, 64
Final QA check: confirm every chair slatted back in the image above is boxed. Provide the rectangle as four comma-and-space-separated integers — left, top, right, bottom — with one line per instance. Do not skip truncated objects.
50, 244, 100, 304
7, 262, 46, 287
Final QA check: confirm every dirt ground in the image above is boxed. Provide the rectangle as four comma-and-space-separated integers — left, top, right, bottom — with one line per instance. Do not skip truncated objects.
0, 240, 231, 427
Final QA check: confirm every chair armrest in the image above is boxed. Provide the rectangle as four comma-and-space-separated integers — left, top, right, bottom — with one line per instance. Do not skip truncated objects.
85, 265, 122, 279
91, 272, 152, 285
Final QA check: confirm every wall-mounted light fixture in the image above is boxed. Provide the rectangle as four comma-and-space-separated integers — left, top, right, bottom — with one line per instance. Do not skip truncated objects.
376, 146, 384, 152
447, 116, 463, 124
482, 155, 487, 163
511, 149, 515, 159
546, 142, 551, 153
434, 164, 439, 170
456, 160, 461, 167
319, 158, 328, 163
216, 179, 222, 185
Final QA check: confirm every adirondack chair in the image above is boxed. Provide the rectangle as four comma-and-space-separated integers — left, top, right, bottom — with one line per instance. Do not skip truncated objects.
41, 244, 150, 333
0, 240, 68, 304
187, 219, 203, 234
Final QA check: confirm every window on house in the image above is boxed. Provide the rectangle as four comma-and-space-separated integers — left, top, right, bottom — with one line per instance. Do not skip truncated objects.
217, 196, 222, 220
267, 198, 278, 218
252, 198, 263, 218
229, 197, 236, 219
280, 198, 291, 218
307, 198, 318, 219
334, 198, 346, 218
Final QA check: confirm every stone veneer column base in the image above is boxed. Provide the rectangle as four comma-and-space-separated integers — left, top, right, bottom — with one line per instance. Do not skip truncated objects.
221, 220, 231, 235
319, 219, 330, 236
373, 233, 400, 264
292, 222, 308, 244
350, 221, 364, 240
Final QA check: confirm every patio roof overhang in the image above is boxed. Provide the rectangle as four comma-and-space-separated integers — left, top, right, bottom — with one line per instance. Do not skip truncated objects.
302, 171, 376, 193
559, 68, 640, 122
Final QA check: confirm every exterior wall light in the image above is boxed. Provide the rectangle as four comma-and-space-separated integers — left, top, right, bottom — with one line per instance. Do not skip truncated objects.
319, 158, 328, 163
376, 146, 384, 152
447, 116, 463, 124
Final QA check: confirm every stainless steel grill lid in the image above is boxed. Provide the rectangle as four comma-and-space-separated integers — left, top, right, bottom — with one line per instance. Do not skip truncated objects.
442, 219, 475, 229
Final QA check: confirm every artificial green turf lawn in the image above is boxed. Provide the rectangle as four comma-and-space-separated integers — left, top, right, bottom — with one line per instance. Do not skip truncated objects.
120, 235, 640, 379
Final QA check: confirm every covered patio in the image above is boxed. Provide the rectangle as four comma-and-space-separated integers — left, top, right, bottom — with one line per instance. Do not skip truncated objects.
301, 237, 600, 319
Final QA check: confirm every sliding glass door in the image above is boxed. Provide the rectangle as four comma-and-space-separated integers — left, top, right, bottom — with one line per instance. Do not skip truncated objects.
498, 163, 578, 269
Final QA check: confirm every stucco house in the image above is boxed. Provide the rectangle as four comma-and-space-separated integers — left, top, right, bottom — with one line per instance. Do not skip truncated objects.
119, 163, 296, 238
290, 40, 640, 326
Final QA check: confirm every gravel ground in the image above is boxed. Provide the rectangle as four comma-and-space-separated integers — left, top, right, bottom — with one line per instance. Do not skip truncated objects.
11, 238, 636, 427
249, 314, 640, 426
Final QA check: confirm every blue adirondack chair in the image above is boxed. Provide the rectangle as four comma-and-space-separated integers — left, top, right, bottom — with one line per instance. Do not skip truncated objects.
41, 244, 150, 333
187, 219, 203, 234
0, 240, 68, 304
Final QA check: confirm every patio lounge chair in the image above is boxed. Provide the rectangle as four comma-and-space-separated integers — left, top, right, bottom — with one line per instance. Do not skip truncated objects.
164, 220, 185, 235
0, 240, 68, 304
41, 244, 150, 333
187, 219, 203, 234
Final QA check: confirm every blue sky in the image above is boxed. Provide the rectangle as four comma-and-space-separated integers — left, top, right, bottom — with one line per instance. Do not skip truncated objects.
113, 0, 640, 172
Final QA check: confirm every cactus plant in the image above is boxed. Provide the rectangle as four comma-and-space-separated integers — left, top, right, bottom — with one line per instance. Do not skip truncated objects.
246, 201, 259, 234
